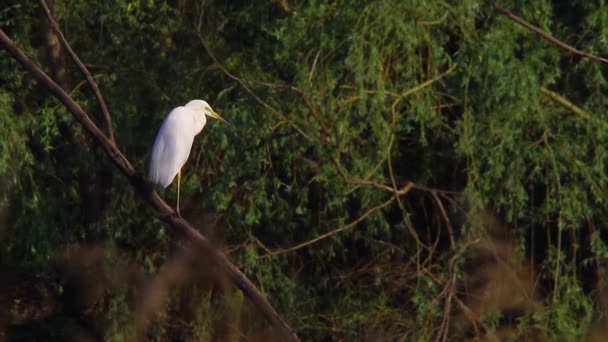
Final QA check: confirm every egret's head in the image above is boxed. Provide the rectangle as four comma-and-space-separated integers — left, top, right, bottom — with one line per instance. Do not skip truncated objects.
185, 99, 228, 125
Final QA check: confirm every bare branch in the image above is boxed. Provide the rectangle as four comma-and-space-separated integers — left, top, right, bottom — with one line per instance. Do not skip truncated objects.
331, 155, 415, 195
0, 28, 299, 342
494, 3, 608, 65
39, 0, 115, 142
431, 191, 455, 248
260, 194, 400, 257
197, 32, 318, 143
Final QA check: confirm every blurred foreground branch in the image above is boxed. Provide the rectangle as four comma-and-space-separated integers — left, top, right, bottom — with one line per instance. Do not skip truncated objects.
0, 28, 299, 342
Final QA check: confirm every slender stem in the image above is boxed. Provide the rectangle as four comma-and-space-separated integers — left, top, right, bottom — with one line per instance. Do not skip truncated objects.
39, 0, 116, 142
197, 32, 317, 143
177, 169, 181, 216
260, 194, 400, 257
494, 3, 608, 65
540, 86, 605, 126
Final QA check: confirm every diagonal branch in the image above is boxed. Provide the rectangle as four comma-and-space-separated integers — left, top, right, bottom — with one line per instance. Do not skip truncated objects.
0, 28, 299, 342
39, 0, 115, 142
431, 191, 455, 248
539, 86, 602, 124
197, 32, 318, 144
494, 3, 608, 65
260, 193, 401, 257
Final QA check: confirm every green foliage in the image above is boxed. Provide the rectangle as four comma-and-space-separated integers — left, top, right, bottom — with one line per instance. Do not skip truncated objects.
2, 0, 608, 340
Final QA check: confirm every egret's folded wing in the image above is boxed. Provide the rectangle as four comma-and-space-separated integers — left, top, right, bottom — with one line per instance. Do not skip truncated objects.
149, 107, 196, 188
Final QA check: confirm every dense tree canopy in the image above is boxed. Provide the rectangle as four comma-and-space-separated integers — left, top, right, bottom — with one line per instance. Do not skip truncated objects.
2, 0, 608, 340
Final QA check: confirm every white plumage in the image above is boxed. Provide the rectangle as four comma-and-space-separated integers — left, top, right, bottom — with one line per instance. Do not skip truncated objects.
149, 99, 225, 188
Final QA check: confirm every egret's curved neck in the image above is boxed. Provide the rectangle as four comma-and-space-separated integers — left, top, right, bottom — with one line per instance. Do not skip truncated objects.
191, 110, 207, 135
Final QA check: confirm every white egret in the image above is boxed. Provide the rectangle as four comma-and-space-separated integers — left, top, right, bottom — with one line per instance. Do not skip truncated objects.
149, 99, 227, 214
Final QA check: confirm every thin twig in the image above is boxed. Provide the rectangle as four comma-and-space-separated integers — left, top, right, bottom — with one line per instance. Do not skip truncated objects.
331, 156, 417, 196
39, 0, 115, 142
250, 80, 334, 142
494, 3, 608, 65
431, 191, 455, 248
289, 86, 333, 139
540, 86, 607, 127
260, 195, 398, 257
384, 131, 426, 273
197, 32, 317, 143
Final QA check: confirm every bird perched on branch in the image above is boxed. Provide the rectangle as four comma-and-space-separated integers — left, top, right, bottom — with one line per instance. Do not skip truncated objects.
149, 99, 228, 215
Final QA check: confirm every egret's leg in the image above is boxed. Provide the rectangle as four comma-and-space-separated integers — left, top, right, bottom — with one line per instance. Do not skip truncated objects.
177, 169, 181, 215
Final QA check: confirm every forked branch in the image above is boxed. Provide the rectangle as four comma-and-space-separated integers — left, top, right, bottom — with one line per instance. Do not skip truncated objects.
39, 0, 115, 142
0, 28, 299, 342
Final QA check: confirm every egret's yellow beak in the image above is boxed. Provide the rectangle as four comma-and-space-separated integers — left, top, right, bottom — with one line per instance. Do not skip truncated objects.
209, 109, 230, 126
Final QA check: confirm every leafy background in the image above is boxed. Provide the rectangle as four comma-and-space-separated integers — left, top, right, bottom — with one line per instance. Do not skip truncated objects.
1, 0, 608, 340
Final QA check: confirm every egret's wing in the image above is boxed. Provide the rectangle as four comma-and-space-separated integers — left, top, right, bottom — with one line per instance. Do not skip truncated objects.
149, 107, 196, 188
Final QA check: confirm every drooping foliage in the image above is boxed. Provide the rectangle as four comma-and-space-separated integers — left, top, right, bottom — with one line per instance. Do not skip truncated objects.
1, 0, 608, 340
